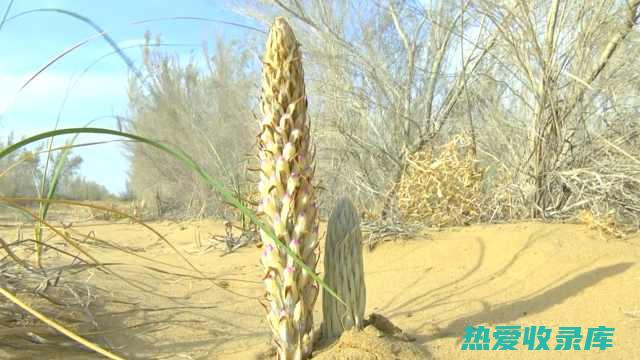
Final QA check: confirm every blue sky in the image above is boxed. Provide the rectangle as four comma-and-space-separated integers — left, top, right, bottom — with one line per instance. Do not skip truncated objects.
0, 0, 261, 195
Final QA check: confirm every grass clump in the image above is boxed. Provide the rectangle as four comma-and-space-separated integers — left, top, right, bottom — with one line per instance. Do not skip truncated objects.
397, 134, 484, 227
577, 209, 626, 239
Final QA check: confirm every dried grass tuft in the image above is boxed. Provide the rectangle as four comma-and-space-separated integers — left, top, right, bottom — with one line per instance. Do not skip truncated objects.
552, 133, 640, 229
397, 134, 484, 227
577, 209, 626, 239
0, 236, 121, 358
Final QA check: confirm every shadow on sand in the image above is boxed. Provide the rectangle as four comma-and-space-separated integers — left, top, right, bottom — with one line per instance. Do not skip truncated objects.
416, 262, 634, 343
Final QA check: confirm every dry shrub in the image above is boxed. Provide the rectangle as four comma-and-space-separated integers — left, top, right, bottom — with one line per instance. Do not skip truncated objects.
480, 165, 533, 222
126, 34, 256, 219
577, 209, 625, 239
0, 238, 112, 355
397, 134, 483, 227
553, 133, 640, 230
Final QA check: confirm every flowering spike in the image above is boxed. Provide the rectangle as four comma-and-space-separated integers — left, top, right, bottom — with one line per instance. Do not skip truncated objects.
257, 17, 319, 359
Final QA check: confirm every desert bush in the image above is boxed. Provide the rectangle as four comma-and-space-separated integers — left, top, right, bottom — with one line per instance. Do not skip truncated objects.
470, 0, 640, 226
126, 33, 257, 218
577, 209, 626, 238
243, 1, 480, 217
62, 176, 112, 201
0, 135, 112, 201
397, 134, 483, 227
242, 0, 640, 229
555, 130, 640, 230
0, 134, 41, 197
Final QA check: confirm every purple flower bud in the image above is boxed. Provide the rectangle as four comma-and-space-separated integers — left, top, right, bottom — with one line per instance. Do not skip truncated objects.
262, 245, 274, 257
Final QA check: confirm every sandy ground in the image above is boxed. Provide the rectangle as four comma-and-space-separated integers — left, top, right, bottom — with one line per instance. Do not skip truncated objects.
0, 219, 639, 359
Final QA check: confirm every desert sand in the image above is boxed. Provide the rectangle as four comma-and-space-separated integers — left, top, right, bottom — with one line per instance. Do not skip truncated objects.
0, 219, 638, 359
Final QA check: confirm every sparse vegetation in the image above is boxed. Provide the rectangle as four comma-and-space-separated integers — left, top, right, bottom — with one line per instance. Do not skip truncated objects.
0, 134, 113, 202
125, 32, 257, 219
